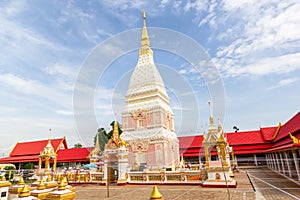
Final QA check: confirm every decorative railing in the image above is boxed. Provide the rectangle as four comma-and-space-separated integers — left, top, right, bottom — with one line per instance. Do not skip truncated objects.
127, 170, 205, 184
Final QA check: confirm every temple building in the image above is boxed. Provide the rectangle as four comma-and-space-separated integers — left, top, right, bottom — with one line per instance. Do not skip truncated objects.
180, 111, 300, 181
121, 12, 180, 170
0, 137, 92, 169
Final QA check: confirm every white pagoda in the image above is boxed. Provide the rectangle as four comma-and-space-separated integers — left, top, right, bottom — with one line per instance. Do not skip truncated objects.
121, 12, 179, 170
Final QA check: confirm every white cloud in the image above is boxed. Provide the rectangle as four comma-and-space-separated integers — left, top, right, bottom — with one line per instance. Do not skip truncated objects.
159, 0, 170, 9
45, 63, 77, 78
56, 110, 74, 116
3, 0, 28, 16
183, 0, 208, 13
268, 78, 298, 90
242, 53, 300, 76
199, 1, 300, 78
0, 116, 78, 156
0, 73, 72, 108
172, 105, 192, 111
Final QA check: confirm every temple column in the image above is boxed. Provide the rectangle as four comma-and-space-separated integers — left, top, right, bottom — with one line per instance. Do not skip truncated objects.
274, 153, 278, 170
279, 152, 285, 174
269, 154, 273, 168
275, 153, 281, 172
271, 154, 275, 169
272, 153, 277, 170
284, 151, 292, 177
254, 154, 258, 166
266, 154, 270, 167
292, 150, 300, 181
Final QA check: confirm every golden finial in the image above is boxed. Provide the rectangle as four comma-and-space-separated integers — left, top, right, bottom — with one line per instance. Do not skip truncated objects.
208, 101, 214, 124
150, 185, 163, 200
58, 177, 67, 191
18, 185, 30, 198
18, 177, 25, 185
1, 176, 6, 181
142, 11, 146, 19
37, 180, 45, 190
113, 121, 119, 136
141, 11, 150, 48
289, 132, 299, 144
46, 174, 52, 182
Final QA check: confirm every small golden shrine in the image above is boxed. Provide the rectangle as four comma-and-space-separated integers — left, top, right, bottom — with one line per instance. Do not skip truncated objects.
103, 121, 128, 185
38, 130, 57, 175
202, 102, 236, 187
88, 133, 103, 163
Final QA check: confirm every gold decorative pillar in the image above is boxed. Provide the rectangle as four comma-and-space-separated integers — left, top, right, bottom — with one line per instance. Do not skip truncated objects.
231, 151, 236, 165
204, 146, 209, 167
53, 155, 57, 172
219, 143, 228, 166
45, 157, 50, 172
38, 157, 42, 172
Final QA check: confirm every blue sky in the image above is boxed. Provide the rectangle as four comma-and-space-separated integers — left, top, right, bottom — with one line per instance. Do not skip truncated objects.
0, 0, 299, 156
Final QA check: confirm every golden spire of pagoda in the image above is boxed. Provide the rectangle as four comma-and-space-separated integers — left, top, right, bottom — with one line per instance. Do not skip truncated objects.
141, 11, 150, 48
113, 121, 119, 136
208, 101, 214, 125
95, 133, 100, 149
1, 176, 6, 181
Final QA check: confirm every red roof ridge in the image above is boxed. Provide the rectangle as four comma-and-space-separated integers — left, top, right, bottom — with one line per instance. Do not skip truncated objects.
274, 111, 300, 142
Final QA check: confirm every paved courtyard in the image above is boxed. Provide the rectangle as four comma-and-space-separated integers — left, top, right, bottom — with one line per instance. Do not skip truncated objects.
246, 167, 300, 200
74, 167, 300, 200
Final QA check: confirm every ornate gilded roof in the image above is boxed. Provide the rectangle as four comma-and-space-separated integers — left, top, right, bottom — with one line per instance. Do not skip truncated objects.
40, 138, 56, 157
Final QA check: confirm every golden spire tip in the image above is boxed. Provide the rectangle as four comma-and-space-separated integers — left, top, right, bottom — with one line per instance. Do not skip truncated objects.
142, 11, 146, 19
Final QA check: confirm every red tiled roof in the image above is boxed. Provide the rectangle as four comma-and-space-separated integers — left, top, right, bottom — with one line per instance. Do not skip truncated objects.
57, 147, 93, 162
231, 143, 271, 151
10, 138, 67, 157
265, 143, 295, 152
0, 147, 94, 164
274, 111, 300, 142
233, 149, 271, 154
179, 135, 203, 149
260, 126, 278, 141
226, 130, 265, 145
0, 155, 39, 164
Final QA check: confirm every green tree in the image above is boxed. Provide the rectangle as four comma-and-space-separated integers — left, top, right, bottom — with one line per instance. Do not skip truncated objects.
74, 143, 82, 148
106, 121, 122, 140
94, 128, 108, 151
4, 166, 15, 180
23, 163, 34, 169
